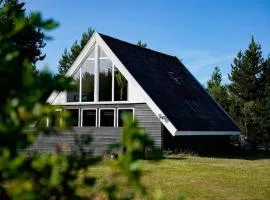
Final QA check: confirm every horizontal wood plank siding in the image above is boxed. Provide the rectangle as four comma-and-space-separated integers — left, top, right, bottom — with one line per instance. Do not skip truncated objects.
28, 103, 162, 156
134, 104, 162, 147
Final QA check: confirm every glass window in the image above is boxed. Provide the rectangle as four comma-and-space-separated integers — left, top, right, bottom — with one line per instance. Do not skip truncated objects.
114, 68, 128, 101
118, 109, 133, 127
81, 60, 95, 102
82, 110, 96, 127
88, 47, 96, 58
99, 59, 112, 101
99, 48, 107, 57
66, 46, 129, 103
100, 109, 114, 127
67, 109, 79, 126
67, 69, 80, 102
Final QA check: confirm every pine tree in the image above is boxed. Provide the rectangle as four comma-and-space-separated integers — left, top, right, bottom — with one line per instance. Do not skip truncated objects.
137, 40, 147, 48
262, 56, 270, 149
228, 36, 266, 148
206, 66, 230, 112
229, 36, 264, 101
57, 28, 95, 75
58, 48, 72, 75
0, 0, 46, 64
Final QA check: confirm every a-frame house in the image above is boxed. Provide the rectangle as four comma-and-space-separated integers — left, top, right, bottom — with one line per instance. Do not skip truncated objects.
40, 32, 240, 155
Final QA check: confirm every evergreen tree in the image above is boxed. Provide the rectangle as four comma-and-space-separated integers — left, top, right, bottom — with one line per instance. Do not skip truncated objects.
57, 28, 95, 75
229, 36, 265, 101
262, 56, 270, 149
137, 40, 147, 48
58, 48, 72, 75
206, 66, 230, 112
228, 36, 267, 148
0, 0, 46, 64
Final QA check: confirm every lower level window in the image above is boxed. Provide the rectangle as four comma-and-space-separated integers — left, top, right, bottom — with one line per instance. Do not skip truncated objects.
82, 109, 96, 126
118, 109, 133, 127
67, 109, 79, 126
100, 109, 114, 127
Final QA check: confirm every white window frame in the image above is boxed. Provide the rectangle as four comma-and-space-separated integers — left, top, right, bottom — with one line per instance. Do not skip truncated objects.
81, 108, 97, 127
98, 108, 116, 127
87, 57, 109, 61
117, 108, 135, 127
112, 64, 115, 101
66, 108, 80, 127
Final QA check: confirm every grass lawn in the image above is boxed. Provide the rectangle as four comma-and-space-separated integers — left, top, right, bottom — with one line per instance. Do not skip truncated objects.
88, 155, 270, 200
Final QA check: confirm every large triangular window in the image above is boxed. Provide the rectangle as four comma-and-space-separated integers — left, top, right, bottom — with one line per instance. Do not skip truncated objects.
67, 45, 128, 102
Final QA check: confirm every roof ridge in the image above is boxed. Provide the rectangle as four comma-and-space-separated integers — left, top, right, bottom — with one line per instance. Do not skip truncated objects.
98, 32, 177, 59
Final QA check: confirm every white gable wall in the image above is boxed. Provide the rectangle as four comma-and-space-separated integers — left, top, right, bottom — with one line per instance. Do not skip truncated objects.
128, 81, 145, 102
51, 91, 66, 104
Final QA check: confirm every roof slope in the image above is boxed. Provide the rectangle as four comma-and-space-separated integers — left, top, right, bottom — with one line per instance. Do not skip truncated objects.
99, 33, 239, 132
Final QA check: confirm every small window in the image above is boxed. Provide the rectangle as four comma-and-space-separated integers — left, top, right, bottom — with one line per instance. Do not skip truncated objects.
100, 109, 114, 127
118, 109, 133, 127
82, 109, 96, 127
67, 109, 79, 126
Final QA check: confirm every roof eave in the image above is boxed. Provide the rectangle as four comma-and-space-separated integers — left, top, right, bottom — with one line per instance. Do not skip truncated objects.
175, 131, 240, 136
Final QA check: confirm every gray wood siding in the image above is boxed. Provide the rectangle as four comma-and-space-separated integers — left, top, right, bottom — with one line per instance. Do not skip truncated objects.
28, 127, 122, 156
28, 103, 162, 156
134, 104, 162, 147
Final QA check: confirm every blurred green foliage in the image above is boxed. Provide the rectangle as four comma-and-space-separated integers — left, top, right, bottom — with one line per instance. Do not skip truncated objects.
0, 1, 99, 199
0, 1, 166, 199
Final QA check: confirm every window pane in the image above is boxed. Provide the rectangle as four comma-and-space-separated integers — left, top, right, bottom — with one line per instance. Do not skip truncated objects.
99, 59, 112, 101
88, 47, 96, 58
67, 109, 79, 126
67, 69, 80, 102
100, 109, 114, 127
82, 110, 96, 126
114, 68, 128, 101
99, 48, 107, 57
118, 109, 133, 127
81, 60, 95, 102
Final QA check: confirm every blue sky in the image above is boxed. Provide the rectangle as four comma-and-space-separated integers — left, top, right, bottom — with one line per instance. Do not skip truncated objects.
25, 0, 270, 84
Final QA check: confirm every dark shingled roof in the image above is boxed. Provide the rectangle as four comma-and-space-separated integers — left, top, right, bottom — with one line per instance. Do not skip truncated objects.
99, 33, 239, 132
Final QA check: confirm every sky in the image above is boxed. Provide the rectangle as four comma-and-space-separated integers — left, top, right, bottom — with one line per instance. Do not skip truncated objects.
24, 0, 270, 84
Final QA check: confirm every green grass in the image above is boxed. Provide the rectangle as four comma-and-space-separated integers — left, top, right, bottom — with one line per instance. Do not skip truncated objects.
88, 155, 270, 200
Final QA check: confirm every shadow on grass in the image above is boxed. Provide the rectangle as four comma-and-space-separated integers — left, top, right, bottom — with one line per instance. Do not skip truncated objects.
193, 148, 270, 160
164, 156, 188, 161
163, 145, 270, 160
